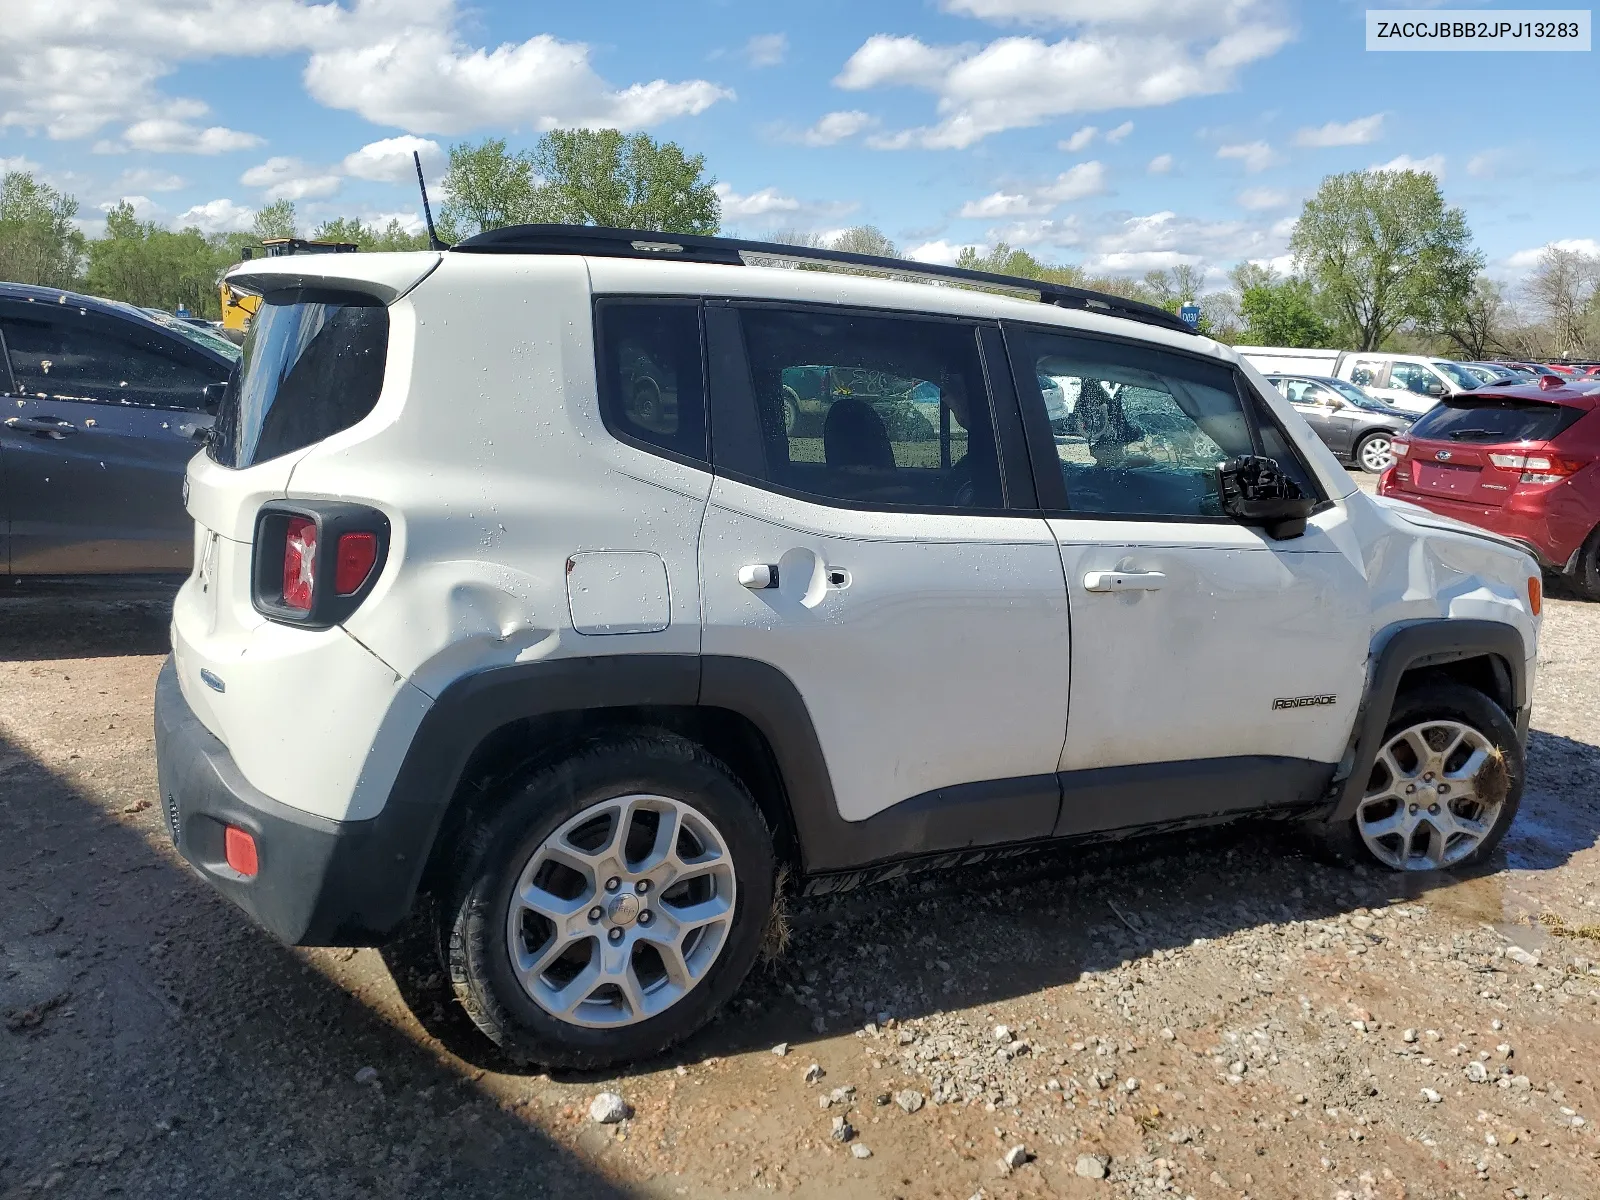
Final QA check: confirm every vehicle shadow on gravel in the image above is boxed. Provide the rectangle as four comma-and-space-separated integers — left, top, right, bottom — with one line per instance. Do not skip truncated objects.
0, 729, 633, 1198
0, 595, 174, 662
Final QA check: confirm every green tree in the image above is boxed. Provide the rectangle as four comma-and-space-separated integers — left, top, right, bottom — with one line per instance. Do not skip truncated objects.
438, 138, 550, 239
312, 216, 430, 251
1290, 170, 1482, 351
83, 202, 232, 318
1239, 277, 1332, 348
957, 242, 1044, 277
1439, 276, 1509, 361
253, 199, 298, 241
0, 171, 85, 287
533, 129, 720, 233
828, 225, 897, 258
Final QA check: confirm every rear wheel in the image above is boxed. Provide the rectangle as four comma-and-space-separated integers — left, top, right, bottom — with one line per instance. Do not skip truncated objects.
1354, 431, 1396, 474
440, 733, 775, 1069
1317, 681, 1522, 872
1567, 524, 1600, 601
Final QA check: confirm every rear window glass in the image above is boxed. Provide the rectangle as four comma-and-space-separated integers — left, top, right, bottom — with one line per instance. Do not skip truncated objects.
209, 293, 388, 468
1409, 398, 1583, 443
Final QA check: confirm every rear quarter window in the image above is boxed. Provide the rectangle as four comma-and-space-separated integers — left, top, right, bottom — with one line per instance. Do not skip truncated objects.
209, 291, 388, 468
1408, 398, 1584, 443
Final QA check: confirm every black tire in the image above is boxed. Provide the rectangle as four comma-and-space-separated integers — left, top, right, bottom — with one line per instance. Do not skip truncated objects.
440, 732, 775, 1070
1314, 680, 1523, 871
1567, 524, 1600, 601
1353, 430, 1396, 474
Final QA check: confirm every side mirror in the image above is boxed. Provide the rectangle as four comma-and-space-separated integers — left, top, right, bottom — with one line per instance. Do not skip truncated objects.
202, 381, 228, 414
1323, 394, 1346, 410
1217, 455, 1316, 540
1425, 380, 1446, 397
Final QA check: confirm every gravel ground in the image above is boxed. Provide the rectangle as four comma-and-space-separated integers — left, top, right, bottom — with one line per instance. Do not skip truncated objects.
4, 481, 1598, 1200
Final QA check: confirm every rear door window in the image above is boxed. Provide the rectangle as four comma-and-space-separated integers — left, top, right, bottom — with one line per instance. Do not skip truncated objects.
0, 306, 223, 410
1408, 399, 1584, 443
209, 292, 388, 468
1350, 360, 1388, 388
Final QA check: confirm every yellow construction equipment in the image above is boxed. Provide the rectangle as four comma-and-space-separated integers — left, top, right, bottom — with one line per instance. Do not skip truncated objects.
219, 237, 359, 339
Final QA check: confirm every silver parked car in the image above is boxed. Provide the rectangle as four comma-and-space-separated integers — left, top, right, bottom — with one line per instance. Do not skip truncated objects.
1265, 373, 1415, 473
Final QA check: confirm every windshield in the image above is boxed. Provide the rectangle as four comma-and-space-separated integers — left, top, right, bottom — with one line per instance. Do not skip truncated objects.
208, 293, 388, 468
1324, 379, 1389, 409
116, 303, 242, 362
1409, 398, 1583, 443
1432, 361, 1482, 391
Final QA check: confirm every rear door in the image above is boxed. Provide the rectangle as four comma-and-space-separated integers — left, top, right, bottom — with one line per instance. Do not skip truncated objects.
700, 305, 1071, 847
1006, 323, 1370, 833
0, 302, 227, 574
1281, 378, 1348, 454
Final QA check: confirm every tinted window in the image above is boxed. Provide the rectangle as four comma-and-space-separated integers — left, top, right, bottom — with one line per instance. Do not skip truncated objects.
1409, 398, 1584, 443
595, 301, 708, 465
209, 294, 388, 468
737, 308, 1002, 510
0, 308, 223, 410
1018, 330, 1255, 517
1388, 361, 1444, 396
1350, 360, 1387, 388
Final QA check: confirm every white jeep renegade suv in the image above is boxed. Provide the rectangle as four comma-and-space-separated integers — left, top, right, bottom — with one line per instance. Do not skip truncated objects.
155, 225, 1542, 1068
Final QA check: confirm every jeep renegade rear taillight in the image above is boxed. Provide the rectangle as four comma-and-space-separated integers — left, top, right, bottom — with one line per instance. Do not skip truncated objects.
253, 501, 390, 629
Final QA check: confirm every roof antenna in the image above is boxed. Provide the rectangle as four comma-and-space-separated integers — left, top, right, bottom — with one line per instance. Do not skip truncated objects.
414, 150, 447, 251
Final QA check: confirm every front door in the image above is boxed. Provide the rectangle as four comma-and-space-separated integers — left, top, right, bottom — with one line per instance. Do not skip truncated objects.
0, 302, 225, 574
1006, 323, 1370, 831
700, 304, 1071, 842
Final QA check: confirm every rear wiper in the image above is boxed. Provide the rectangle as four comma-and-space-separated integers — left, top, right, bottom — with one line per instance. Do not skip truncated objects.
1446, 429, 1496, 440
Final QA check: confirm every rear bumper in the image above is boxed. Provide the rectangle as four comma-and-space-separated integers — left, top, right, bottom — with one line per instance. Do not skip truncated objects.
153, 656, 427, 945
1376, 477, 1577, 569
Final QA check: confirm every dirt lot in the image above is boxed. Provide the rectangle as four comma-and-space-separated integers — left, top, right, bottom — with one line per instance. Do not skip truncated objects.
4, 512, 1599, 1199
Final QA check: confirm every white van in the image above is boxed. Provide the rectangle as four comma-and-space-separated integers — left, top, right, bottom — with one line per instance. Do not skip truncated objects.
1238, 348, 1481, 414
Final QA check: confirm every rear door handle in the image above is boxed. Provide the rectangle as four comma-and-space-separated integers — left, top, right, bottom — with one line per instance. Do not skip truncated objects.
1083, 570, 1166, 593
5, 415, 78, 439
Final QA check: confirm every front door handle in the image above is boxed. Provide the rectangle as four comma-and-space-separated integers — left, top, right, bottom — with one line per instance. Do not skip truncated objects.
1083, 570, 1166, 593
5, 415, 78, 439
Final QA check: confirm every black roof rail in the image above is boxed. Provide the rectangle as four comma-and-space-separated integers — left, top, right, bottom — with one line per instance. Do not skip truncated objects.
452, 223, 1198, 337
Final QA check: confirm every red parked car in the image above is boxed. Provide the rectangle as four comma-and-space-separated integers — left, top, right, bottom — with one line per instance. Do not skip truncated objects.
1379, 376, 1600, 599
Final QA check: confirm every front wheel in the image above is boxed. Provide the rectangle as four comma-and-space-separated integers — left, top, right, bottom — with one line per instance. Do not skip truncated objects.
1355, 431, 1396, 474
440, 733, 775, 1069
1318, 681, 1522, 872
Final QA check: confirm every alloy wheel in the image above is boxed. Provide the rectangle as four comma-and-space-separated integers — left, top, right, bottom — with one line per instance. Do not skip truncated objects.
504, 794, 736, 1028
1359, 435, 1395, 472
1356, 719, 1502, 870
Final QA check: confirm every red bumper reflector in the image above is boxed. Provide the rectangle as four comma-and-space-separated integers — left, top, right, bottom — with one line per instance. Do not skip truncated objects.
225, 825, 259, 877
335, 531, 379, 595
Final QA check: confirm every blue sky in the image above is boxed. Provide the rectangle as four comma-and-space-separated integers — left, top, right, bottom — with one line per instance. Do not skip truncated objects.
1, 0, 1593, 285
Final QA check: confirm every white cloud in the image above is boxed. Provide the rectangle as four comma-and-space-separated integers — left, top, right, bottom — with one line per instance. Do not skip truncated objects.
905, 239, 970, 265
1082, 208, 1289, 276
1369, 153, 1445, 179
240, 156, 341, 202
1292, 113, 1383, 148
744, 33, 788, 68
835, 35, 966, 89
98, 194, 163, 219
110, 119, 263, 155
957, 161, 1106, 218
802, 110, 876, 146
1217, 140, 1276, 172
368, 210, 427, 236
1060, 125, 1097, 151
342, 136, 444, 184
986, 216, 1082, 249
174, 198, 254, 234
1237, 187, 1291, 210
1146, 153, 1174, 174
1105, 120, 1134, 144
1, 1, 732, 144
713, 183, 802, 219
1, 154, 43, 175
111, 167, 186, 193
835, 6, 1289, 150
1503, 238, 1600, 271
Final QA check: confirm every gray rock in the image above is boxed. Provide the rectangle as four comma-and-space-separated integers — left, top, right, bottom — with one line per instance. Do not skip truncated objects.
851, 1143, 872, 1159
1002, 1144, 1029, 1171
1075, 1153, 1109, 1179
589, 1093, 632, 1124
1421, 1088, 1443, 1104
353, 1066, 378, 1085
830, 1115, 854, 1143
895, 1089, 926, 1114
1505, 946, 1540, 968
804, 1063, 825, 1084
1466, 1061, 1489, 1083
771, 1042, 789, 1057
